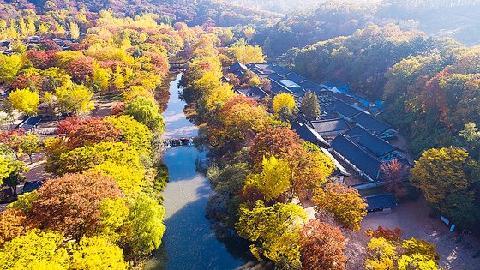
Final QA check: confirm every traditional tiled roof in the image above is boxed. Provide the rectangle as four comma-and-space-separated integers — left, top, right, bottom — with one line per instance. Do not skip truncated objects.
236, 87, 268, 100
291, 122, 328, 146
270, 65, 290, 76
344, 126, 395, 158
352, 111, 393, 135
365, 194, 397, 211
300, 80, 324, 92
268, 73, 285, 82
271, 81, 290, 94
331, 135, 382, 181
310, 118, 350, 138
333, 99, 362, 118
285, 72, 307, 84
228, 62, 248, 76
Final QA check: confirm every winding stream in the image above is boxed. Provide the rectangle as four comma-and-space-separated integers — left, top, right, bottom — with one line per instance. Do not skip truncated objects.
147, 74, 247, 270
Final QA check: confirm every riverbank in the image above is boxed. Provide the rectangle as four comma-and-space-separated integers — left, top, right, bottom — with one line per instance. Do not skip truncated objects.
146, 74, 248, 270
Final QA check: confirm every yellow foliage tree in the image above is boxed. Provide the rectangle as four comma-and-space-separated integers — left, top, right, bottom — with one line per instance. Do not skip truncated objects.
0, 54, 23, 83
70, 236, 128, 270
8, 88, 40, 116
0, 230, 70, 269
273, 93, 296, 119
228, 40, 265, 64
411, 147, 470, 204
55, 81, 94, 115
245, 156, 292, 201
313, 183, 367, 231
365, 237, 397, 270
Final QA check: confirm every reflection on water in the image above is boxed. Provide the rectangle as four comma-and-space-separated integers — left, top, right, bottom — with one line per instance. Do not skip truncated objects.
163, 73, 198, 139
147, 73, 247, 270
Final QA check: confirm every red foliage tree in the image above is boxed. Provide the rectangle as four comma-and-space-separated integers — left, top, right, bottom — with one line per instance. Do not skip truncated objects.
26, 50, 57, 69
380, 159, 409, 198
0, 208, 28, 245
28, 172, 123, 240
300, 220, 347, 270
9, 73, 43, 91
366, 226, 403, 242
56, 117, 122, 149
248, 126, 303, 167
66, 56, 94, 84
0, 129, 26, 155
39, 39, 62, 51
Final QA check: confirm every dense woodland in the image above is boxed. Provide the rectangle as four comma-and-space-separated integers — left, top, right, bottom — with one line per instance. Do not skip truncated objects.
287, 13, 480, 237
0, 9, 192, 268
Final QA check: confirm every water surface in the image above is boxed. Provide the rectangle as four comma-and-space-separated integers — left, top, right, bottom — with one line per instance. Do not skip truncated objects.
148, 74, 246, 270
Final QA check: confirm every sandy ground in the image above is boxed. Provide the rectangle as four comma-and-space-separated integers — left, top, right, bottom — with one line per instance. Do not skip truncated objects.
361, 198, 480, 270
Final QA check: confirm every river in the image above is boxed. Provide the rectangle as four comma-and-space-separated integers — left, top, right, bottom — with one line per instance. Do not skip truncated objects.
146, 73, 247, 270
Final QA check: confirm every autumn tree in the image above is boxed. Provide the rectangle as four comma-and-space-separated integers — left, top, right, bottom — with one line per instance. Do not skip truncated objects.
301, 91, 321, 120
92, 62, 112, 92
300, 220, 347, 270
208, 96, 272, 150
380, 159, 409, 199
236, 201, 307, 269
70, 236, 127, 270
19, 133, 40, 163
69, 21, 80, 40
273, 93, 296, 122
411, 147, 471, 204
313, 183, 367, 231
105, 115, 153, 156
244, 156, 292, 201
54, 141, 143, 175
0, 208, 27, 245
249, 126, 302, 166
0, 230, 70, 269
293, 149, 335, 200
55, 81, 94, 115
28, 172, 123, 240
8, 88, 40, 116
57, 117, 122, 149
0, 155, 26, 186
227, 39, 265, 64
27, 50, 57, 69
459, 122, 480, 158
90, 162, 144, 196
365, 237, 397, 270
124, 96, 165, 133
0, 54, 22, 83
124, 193, 166, 257
365, 236, 439, 270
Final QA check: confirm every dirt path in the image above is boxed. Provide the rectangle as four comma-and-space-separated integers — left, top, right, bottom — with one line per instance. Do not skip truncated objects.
362, 198, 480, 269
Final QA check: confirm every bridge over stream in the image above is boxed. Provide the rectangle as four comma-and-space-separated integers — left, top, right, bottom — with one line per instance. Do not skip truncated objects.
163, 137, 196, 148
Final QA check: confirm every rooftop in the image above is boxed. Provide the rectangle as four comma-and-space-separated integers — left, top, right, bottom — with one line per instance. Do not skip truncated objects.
236, 87, 268, 100
271, 65, 291, 76
285, 72, 307, 84
311, 118, 350, 136
331, 135, 382, 181
228, 62, 248, 76
344, 126, 395, 158
291, 122, 329, 146
352, 111, 393, 135
365, 193, 397, 211
279, 80, 301, 89
333, 99, 362, 118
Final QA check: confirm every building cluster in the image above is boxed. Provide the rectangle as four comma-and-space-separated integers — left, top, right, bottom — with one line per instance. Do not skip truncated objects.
0, 36, 76, 55
227, 62, 411, 186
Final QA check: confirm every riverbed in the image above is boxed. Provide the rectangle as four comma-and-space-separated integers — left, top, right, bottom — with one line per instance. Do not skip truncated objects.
147, 74, 247, 270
